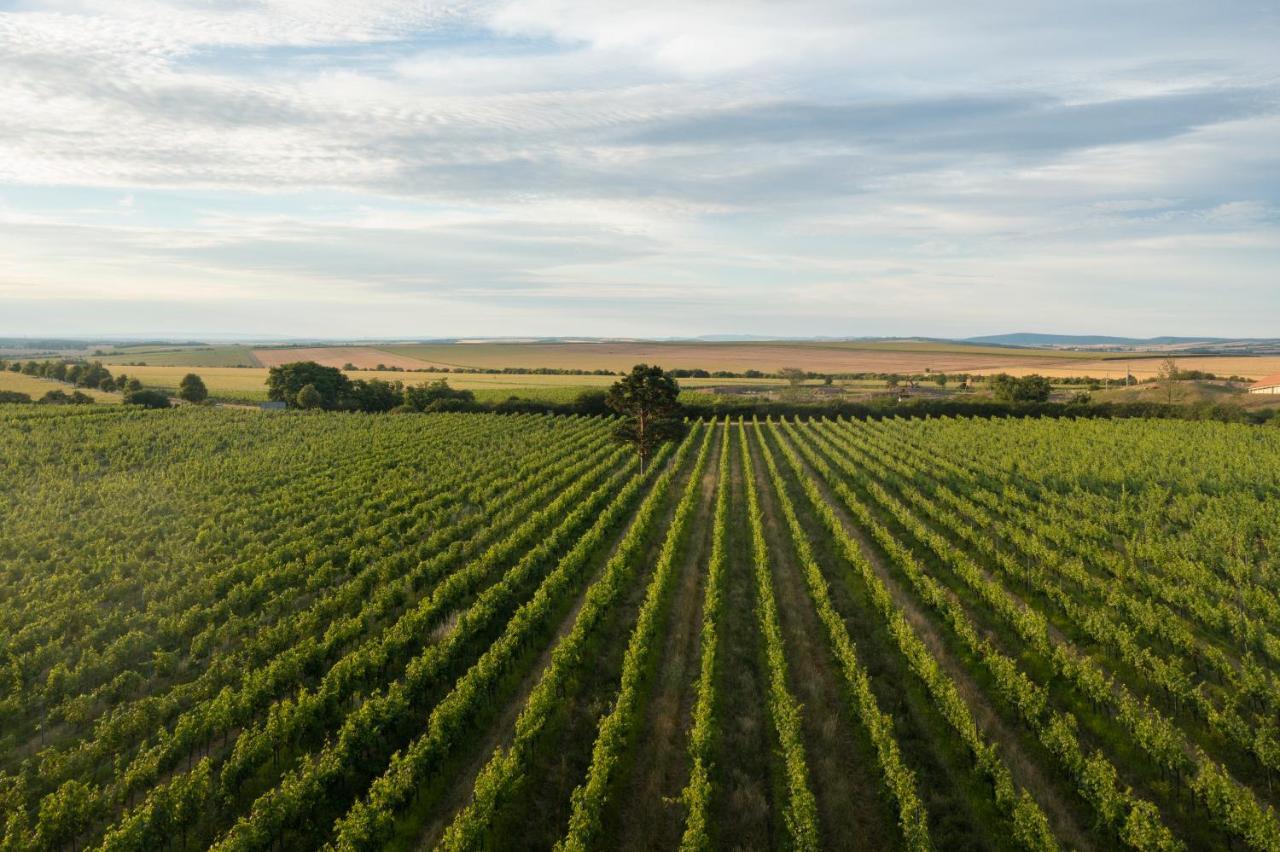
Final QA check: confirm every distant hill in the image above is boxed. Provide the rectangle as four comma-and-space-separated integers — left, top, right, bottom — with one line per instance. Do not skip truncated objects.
964, 333, 1230, 348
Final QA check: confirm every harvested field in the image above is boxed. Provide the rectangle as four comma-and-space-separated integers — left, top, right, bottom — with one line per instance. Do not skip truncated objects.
252, 346, 434, 370
996, 355, 1280, 381
69, 339, 1280, 385
382, 341, 1107, 375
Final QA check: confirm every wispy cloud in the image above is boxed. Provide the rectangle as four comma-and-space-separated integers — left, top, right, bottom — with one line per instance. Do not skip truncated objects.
0, 0, 1277, 336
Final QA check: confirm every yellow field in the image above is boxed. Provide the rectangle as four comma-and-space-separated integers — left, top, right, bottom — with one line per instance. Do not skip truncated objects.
0, 371, 121, 402
82, 339, 1280, 385
115, 366, 271, 400
118, 356, 1280, 405
118, 366, 788, 402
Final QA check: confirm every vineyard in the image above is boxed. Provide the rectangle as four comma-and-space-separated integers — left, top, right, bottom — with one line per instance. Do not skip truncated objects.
4, 407, 1280, 851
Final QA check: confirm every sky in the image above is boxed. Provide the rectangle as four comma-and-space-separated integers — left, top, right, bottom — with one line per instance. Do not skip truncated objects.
1, 0, 1278, 340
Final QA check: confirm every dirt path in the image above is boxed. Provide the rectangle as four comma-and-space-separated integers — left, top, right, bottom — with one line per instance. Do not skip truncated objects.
709, 428, 777, 851
612, 427, 722, 849
484, 434, 712, 849
410, 448, 690, 850
745, 425, 901, 850
836, 431, 1273, 832
785, 424, 1097, 851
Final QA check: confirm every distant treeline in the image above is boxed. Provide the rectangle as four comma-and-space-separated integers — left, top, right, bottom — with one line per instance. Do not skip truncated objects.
394, 390, 1280, 427
0, 358, 145, 393
267, 362, 480, 412
349, 365, 1257, 386
259, 361, 1278, 425
356, 364, 621, 376
0, 359, 174, 408
0, 389, 97, 406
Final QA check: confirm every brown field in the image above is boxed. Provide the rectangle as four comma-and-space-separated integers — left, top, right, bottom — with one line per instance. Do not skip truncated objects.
1089, 379, 1280, 410
996, 356, 1280, 381
251, 346, 433, 370
113, 341, 1280, 385
381, 342, 1106, 375
381, 342, 1280, 381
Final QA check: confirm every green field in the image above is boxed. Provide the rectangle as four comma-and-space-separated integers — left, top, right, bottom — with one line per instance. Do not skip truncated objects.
4, 407, 1280, 850
97, 345, 261, 368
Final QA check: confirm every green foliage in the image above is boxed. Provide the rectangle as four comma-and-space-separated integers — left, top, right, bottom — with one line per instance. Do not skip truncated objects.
4, 407, 1280, 851
679, 420, 731, 851
437, 432, 697, 850
738, 419, 820, 851
990, 373, 1053, 402
560, 423, 715, 851
402, 378, 475, 412
295, 383, 322, 409
178, 373, 209, 403
39, 390, 95, 405
267, 361, 350, 409
36, 779, 95, 851
607, 364, 685, 469
122, 389, 171, 409
768, 419, 1049, 849
779, 367, 806, 387
0, 358, 116, 393
339, 378, 398, 412
757, 421, 933, 850
93, 415, 615, 849
572, 388, 610, 414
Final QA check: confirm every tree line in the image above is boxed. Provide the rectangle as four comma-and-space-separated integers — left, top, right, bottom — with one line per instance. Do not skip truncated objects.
265, 361, 1280, 435
0, 358, 211, 408
266, 362, 477, 412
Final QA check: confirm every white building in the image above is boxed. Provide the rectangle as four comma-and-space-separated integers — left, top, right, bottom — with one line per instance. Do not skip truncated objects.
1248, 373, 1280, 395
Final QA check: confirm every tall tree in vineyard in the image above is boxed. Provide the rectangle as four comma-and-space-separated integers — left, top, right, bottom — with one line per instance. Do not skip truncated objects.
606, 364, 684, 472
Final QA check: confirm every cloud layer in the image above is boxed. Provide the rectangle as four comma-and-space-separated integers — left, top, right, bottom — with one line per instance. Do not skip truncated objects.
1, 0, 1277, 337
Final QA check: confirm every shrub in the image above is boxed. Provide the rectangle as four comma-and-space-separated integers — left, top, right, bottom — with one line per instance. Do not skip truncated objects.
403, 379, 474, 412
123, 389, 171, 409
178, 373, 209, 403
39, 390, 94, 405
296, 384, 323, 409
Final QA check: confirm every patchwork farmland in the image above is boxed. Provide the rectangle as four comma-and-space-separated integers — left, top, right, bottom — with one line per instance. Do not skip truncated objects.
77, 339, 1280, 409
89, 339, 1280, 382
4, 407, 1280, 850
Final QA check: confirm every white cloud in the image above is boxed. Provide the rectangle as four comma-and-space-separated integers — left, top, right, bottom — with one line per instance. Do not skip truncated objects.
0, 0, 1276, 336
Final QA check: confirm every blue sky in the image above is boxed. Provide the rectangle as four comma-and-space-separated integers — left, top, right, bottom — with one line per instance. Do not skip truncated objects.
1, 0, 1277, 339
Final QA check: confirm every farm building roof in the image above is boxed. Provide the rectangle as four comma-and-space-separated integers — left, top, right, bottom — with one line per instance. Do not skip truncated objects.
1249, 373, 1280, 390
